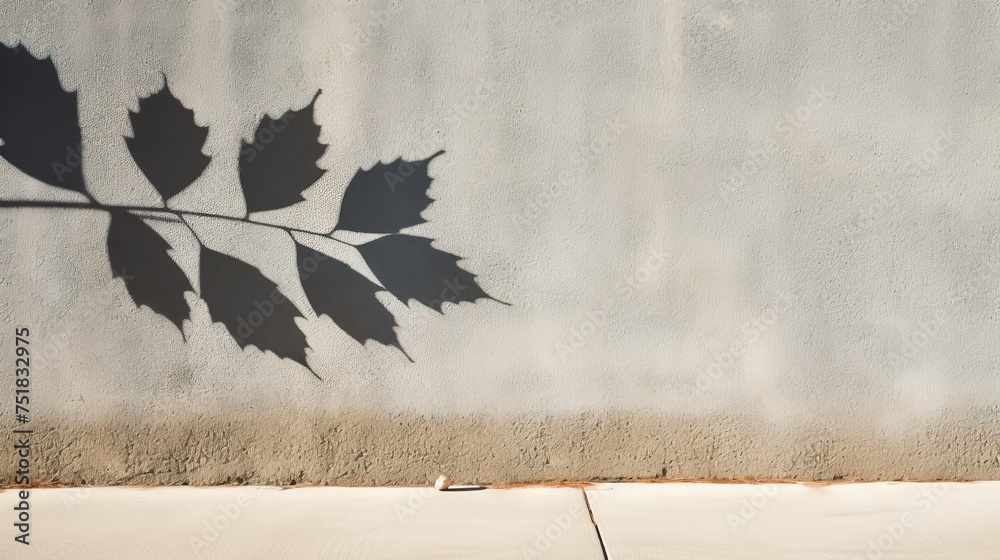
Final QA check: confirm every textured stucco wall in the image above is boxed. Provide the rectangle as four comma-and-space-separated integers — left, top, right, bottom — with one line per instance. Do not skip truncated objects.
1, 0, 999, 485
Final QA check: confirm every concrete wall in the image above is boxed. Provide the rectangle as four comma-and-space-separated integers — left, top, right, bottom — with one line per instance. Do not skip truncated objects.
1, 0, 998, 485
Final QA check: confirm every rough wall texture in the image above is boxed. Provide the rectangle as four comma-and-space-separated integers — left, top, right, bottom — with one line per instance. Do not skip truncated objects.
1, 0, 999, 485
7, 407, 1000, 486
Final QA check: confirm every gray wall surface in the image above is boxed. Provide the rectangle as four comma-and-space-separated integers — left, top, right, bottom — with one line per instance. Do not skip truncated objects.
1, 0, 998, 485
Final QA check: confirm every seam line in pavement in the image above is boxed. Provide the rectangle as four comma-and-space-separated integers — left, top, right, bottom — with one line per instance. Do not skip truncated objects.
581, 489, 609, 560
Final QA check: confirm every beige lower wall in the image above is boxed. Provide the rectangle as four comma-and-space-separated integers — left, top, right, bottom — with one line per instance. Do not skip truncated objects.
7, 407, 997, 486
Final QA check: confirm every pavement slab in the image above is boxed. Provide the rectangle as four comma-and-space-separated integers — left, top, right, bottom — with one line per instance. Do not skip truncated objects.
585, 481, 1000, 560
4, 482, 1000, 559
0, 486, 604, 559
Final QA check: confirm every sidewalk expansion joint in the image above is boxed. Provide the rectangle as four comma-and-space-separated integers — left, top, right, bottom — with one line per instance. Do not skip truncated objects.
581, 488, 609, 560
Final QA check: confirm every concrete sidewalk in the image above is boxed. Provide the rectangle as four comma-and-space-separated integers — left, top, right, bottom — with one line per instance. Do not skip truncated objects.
0, 482, 997, 559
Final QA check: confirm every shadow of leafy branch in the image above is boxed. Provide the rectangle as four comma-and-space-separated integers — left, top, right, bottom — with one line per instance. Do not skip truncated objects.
0, 42, 505, 377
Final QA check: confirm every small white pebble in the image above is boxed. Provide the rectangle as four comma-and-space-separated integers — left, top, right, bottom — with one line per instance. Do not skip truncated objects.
434, 474, 452, 491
